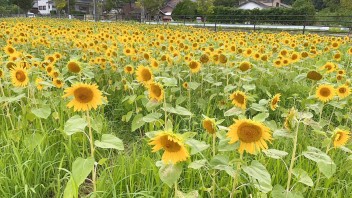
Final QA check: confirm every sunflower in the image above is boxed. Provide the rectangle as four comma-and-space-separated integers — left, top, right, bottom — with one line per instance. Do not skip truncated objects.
67, 60, 81, 73
11, 66, 29, 87
182, 82, 189, 89
270, 93, 281, 111
0, 69, 3, 78
202, 118, 216, 134
307, 71, 322, 81
35, 77, 43, 90
149, 131, 190, 164
6, 61, 16, 70
219, 54, 227, 64
336, 85, 350, 99
136, 65, 153, 85
63, 83, 103, 112
189, 61, 201, 73
239, 61, 251, 72
148, 82, 164, 102
333, 52, 341, 61
4, 45, 16, 55
320, 62, 336, 73
227, 119, 272, 154
348, 47, 352, 55
333, 129, 350, 148
150, 59, 159, 69
53, 78, 64, 88
316, 84, 335, 102
284, 107, 297, 131
230, 91, 247, 110
200, 54, 209, 64
124, 65, 134, 74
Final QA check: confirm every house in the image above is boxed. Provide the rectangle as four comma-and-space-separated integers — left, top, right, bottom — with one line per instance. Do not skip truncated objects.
238, 0, 291, 10
37, 0, 56, 15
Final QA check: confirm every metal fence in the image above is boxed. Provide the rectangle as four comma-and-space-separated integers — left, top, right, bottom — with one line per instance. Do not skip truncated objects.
1, 13, 351, 35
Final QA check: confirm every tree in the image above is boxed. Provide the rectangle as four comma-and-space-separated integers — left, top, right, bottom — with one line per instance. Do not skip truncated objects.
172, 0, 197, 18
53, 0, 66, 16
136, 0, 164, 16
292, 0, 315, 15
323, 0, 340, 12
11, 0, 34, 13
196, 0, 214, 17
214, 0, 238, 7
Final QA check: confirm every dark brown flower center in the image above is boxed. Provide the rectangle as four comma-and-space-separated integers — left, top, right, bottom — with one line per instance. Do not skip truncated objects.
16, 70, 26, 82
238, 124, 262, 143
74, 87, 94, 103
320, 87, 331, 97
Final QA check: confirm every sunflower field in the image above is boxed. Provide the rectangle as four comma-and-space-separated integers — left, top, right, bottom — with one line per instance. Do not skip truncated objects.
0, 18, 351, 198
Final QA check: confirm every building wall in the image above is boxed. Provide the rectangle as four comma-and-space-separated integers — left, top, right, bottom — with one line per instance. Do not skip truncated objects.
37, 0, 56, 15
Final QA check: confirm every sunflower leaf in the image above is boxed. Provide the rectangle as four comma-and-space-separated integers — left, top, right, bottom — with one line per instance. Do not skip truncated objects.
71, 157, 95, 187
31, 105, 51, 119
64, 115, 87, 135
175, 190, 199, 198
142, 112, 162, 123
224, 107, 243, 117
159, 163, 183, 188
131, 114, 145, 132
253, 113, 269, 122
263, 149, 288, 159
292, 168, 313, 187
271, 184, 304, 198
242, 160, 272, 193
188, 159, 207, 169
94, 134, 124, 150
186, 139, 210, 155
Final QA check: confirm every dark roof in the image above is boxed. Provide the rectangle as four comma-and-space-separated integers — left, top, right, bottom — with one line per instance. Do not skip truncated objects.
160, 0, 181, 13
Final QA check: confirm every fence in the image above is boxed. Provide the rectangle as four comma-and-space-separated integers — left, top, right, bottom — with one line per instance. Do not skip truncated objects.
1, 13, 351, 35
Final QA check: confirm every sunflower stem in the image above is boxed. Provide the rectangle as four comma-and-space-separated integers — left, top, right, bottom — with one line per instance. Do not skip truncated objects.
0, 79, 14, 130
86, 110, 97, 193
212, 133, 216, 198
163, 91, 167, 125
230, 153, 243, 198
174, 181, 178, 198
286, 119, 300, 194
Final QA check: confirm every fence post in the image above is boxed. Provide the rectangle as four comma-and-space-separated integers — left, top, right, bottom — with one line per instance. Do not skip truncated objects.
302, 15, 307, 34
184, 16, 186, 25
215, 21, 217, 32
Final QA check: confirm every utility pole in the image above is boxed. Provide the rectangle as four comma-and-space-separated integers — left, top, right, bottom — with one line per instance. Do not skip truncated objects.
93, 0, 97, 21
68, 0, 70, 15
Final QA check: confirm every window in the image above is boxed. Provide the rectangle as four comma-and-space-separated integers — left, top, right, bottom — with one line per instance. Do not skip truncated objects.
39, 6, 47, 10
276, 2, 279, 7
48, 5, 50, 9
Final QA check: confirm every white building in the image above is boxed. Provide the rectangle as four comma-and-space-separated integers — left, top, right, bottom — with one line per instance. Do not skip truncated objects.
37, 0, 56, 15
238, 0, 291, 10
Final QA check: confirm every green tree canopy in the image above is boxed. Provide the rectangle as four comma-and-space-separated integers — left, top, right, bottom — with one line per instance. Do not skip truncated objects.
11, 0, 33, 13
196, 0, 214, 16
172, 0, 197, 17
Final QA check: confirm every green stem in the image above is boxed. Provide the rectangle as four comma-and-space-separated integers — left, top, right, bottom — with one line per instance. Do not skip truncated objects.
86, 111, 96, 192
212, 133, 216, 198
230, 153, 243, 198
286, 120, 300, 194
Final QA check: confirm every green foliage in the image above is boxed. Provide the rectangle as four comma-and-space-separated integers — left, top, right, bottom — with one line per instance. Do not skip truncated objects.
53, 0, 66, 11
196, 0, 214, 16
214, 0, 239, 7
136, 0, 163, 15
11, 0, 34, 12
206, 7, 315, 25
172, 0, 197, 19
292, 0, 316, 15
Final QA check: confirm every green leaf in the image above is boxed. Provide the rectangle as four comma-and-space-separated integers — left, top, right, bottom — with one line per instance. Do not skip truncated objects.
242, 160, 272, 193
213, 165, 236, 177
293, 73, 306, 82
273, 129, 294, 139
175, 190, 199, 198
31, 105, 51, 119
162, 77, 178, 87
64, 115, 87, 135
176, 96, 187, 105
181, 132, 197, 140
0, 93, 26, 103
218, 138, 239, 152
186, 139, 210, 155
251, 103, 268, 112
72, 157, 95, 186
303, 146, 336, 178
224, 85, 236, 93
188, 82, 200, 90
271, 184, 304, 198
94, 134, 124, 150
131, 114, 145, 132
253, 113, 269, 122
188, 159, 207, 169
159, 163, 183, 188
292, 168, 313, 187
91, 116, 103, 133
210, 155, 229, 166
243, 84, 256, 91
145, 100, 161, 111
63, 178, 78, 198
165, 119, 173, 131
24, 133, 44, 151
142, 112, 162, 123
174, 105, 193, 116
224, 107, 243, 117
317, 161, 336, 179
263, 149, 288, 159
